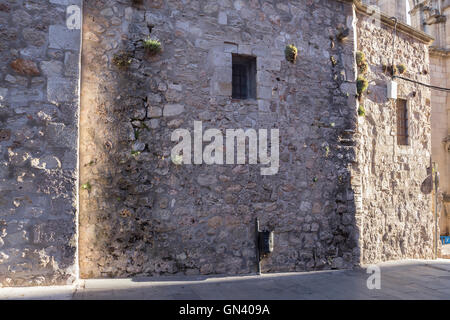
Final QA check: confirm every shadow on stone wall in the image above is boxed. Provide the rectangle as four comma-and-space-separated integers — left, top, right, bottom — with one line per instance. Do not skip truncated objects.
79, 0, 360, 278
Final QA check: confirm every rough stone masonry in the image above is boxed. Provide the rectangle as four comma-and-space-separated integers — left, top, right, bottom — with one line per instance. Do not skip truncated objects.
0, 0, 81, 286
0, 0, 437, 286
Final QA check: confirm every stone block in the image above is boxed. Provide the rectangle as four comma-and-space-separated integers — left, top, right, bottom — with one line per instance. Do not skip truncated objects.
257, 58, 281, 71
148, 106, 162, 118
9, 88, 44, 105
163, 104, 185, 117
0, 88, 8, 101
50, 0, 81, 4
257, 86, 273, 100
145, 119, 160, 129
224, 43, 238, 53
49, 25, 81, 50
31, 156, 61, 170
10, 59, 40, 76
258, 100, 271, 113
212, 81, 232, 96
41, 61, 64, 77
197, 174, 218, 186
218, 12, 227, 25
46, 122, 77, 149
64, 52, 79, 77
256, 70, 273, 86
208, 49, 232, 67
175, 20, 190, 32
100, 8, 114, 17
238, 44, 252, 55
47, 77, 77, 103
145, 12, 164, 25
5, 75, 16, 83
23, 28, 46, 47
62, 149, 77, 170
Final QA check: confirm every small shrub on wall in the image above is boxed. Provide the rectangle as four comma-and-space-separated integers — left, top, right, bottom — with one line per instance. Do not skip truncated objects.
382, 64, 398, 76
358, 105, 366, 117
397, 64, 407, 75
356, 51, 368, 74
285, 44, 298, 63
356, 76, 368, 96
143, 38, 162, 55
112, 52, 132, 68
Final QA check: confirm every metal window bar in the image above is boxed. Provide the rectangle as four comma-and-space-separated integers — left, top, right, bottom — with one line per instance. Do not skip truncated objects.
232, 63, 248, 99
396, 99, 408, 145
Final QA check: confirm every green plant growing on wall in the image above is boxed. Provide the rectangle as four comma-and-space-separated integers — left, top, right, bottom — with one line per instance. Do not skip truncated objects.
140, 121, 150, 131
324, 146, 330, 157
330, 56, 337, 67
359, 61, 368, 74
397, 64, 407, 75
134, 128, 141, 140
358, 104, 366, 117
356, 51, 369, 74
327, 256, 333, 265
285, 44, 298, 63
143, 38, 162, 55
356, 51, 365, 66
112, 52, 132, 68
382, 64, 398, 76
85, 160, 95, 167
356, 76, 368, 96
81, 182, 92, 191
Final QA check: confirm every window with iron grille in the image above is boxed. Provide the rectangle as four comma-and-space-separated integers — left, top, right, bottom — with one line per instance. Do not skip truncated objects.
396, 98, 408, 145
232, 55, 256, 99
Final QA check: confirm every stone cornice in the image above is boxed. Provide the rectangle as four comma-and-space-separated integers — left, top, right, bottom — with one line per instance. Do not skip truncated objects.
336, 0, 435, 45
352, 0, 435, 45
430, 46, 450, 56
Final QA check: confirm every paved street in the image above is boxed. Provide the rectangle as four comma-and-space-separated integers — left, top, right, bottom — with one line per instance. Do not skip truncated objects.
0, 259, 449, 300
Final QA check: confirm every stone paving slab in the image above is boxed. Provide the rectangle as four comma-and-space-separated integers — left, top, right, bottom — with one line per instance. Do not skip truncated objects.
0, 259, 449, 300
0, 285, 75, 300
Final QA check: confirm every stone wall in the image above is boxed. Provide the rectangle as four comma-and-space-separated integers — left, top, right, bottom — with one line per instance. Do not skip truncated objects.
0, 0, 438, 287
429, 51, 450, 235
79, 0, 361, 278
409, 0, 450, 237
354, 10, 435, 263
0, 0, 81, 286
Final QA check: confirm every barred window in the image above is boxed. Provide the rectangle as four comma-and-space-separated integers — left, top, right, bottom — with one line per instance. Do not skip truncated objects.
396, 99, 408, 145
232, 55, 256, 99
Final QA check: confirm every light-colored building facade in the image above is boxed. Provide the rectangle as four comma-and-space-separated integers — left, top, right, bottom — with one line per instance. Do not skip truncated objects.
367, 0, 450, 237
410, 0, 450, 237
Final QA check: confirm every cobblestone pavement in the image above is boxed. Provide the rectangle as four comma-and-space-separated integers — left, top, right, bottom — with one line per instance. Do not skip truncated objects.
0, 259, 449, 300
